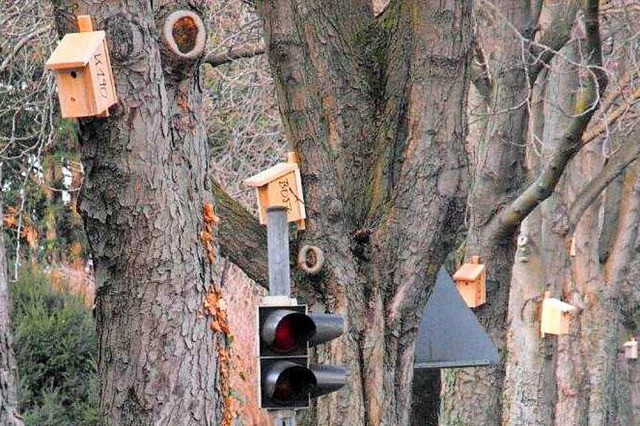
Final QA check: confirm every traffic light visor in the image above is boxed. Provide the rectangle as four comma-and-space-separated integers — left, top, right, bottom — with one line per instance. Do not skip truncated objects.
261, 309, 316, 354
263, 360, 317, 406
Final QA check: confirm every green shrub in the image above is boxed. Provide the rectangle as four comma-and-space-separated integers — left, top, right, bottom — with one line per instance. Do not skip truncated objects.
10, 269, 99, 426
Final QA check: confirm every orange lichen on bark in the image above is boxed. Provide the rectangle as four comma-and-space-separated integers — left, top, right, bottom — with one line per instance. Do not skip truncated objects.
200, 202, 239, 425
203, 202, 220, 225
3, 214, 17, 228
201, 202, 219, 264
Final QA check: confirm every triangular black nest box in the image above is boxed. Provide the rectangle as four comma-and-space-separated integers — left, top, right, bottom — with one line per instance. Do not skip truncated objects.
414, 268, 499, 369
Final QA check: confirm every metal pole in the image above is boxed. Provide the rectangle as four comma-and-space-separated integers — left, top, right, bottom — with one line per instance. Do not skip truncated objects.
273, 410, 296, 426
266, 206, 290, 297
266, 206, 296, 425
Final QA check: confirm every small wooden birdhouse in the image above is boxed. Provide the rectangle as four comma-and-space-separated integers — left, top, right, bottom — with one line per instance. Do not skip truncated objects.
244, 159, 306, 228
624, 338, 638, 360
540, 292, 576, 337
45, 22, 117, 118
452, 256, 486, 308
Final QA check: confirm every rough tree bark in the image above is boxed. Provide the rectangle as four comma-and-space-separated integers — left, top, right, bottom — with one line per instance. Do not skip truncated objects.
501, 36, 579, 426
254, 1, 473, 425
553, 142, 640, 426
49, 2, 227, 424
500, 2, 640, 424
0, 166, 24, 426
440, 1, 607, 424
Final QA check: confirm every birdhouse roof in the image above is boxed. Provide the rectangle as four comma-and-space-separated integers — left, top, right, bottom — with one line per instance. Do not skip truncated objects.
624, 339, 637, 347
45, 31, 106, 70
453, 262, 485, 281
543, 298, 576, 312
244, 163, 298, 187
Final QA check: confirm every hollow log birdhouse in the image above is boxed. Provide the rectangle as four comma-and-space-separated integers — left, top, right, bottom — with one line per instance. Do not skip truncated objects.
45, 17, 117, 118
540, 292, 576, 337
453, 256, 486, 308
244, 156, 306, 229
624, 338, 638, 360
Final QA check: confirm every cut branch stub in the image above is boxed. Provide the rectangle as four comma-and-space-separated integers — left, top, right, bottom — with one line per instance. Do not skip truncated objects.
162, 10, 206, 60
297, 245, 324, 275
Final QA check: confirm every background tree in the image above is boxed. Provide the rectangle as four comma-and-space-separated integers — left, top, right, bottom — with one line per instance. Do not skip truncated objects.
0, 167, 23, 425
441, 1, 640, 425
46, 1, 230, 424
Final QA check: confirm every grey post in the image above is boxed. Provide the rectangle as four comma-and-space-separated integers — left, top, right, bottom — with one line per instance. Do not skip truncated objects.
266, 206, 291, 297
266, 206, 295, 425
273, 411, 296, 426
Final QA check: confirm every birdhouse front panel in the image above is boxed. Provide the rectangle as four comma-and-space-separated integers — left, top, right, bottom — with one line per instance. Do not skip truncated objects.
456, 281, 485, 308
453, 259, 486, 308
624, 340, 638, 359
540, 298, 575, 336
245, 163, 306, 225
53, 67, 96, 117
257, 169, 305, 224
46, 31, 117, 118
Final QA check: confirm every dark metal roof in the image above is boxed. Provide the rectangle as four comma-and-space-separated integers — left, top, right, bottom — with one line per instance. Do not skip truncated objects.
414, 268, 499, 369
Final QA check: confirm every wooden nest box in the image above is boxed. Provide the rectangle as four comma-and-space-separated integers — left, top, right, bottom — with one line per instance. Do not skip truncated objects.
452, 256, 486, 308
540, 292, 576, 337
624, 338, 638, 360
244, 157, 306, 229
45, 17, 117, 118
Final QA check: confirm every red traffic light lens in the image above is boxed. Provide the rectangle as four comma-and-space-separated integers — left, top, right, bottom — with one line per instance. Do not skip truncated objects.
261, 309, 316, 355
274, 317, 297, 352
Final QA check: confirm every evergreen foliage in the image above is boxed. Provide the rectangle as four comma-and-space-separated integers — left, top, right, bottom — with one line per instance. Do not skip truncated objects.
10, 270, 98, 426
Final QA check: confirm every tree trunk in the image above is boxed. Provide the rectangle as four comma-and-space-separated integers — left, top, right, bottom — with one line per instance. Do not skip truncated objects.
257, 1, 473, 424
440, 2, 532, 424
50, 2, 226, 424
0, 165, 24, 426
556, 148, 640, 426
441, 1, 608, 423
501, 37, 579, 426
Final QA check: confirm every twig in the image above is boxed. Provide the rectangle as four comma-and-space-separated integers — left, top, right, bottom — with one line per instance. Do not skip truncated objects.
204, 42, 266, 67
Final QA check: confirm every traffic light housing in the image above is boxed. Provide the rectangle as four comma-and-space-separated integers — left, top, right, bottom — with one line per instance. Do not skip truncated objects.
258, 304, 346, 409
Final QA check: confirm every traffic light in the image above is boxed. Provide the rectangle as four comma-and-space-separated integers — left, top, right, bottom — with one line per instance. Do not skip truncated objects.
258, 304, 346, 409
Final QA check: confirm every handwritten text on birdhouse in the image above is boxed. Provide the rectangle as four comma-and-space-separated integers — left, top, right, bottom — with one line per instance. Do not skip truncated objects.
45, 26, 117, 118
244, 162, 306, 228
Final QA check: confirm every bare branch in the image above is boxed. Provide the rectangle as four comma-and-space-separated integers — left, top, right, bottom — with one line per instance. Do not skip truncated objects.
582, 85, 640, 145
0, 25, 51, 74
203, 42, 265, 67
486, 0, 607, 240
603, 161, 640, 283
562, 135, 640, 237
471, 37, 492, 103
212, 179, 268, 288
527, 1, 579, 84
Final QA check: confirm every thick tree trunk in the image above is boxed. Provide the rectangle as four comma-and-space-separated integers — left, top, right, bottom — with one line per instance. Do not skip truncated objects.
50, 2, 226, 424
440, 2, 531, 424
501, 38, 579, 426
556, 149, 640, 426
257, 1, 473, 425
0, 167, 24, 426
